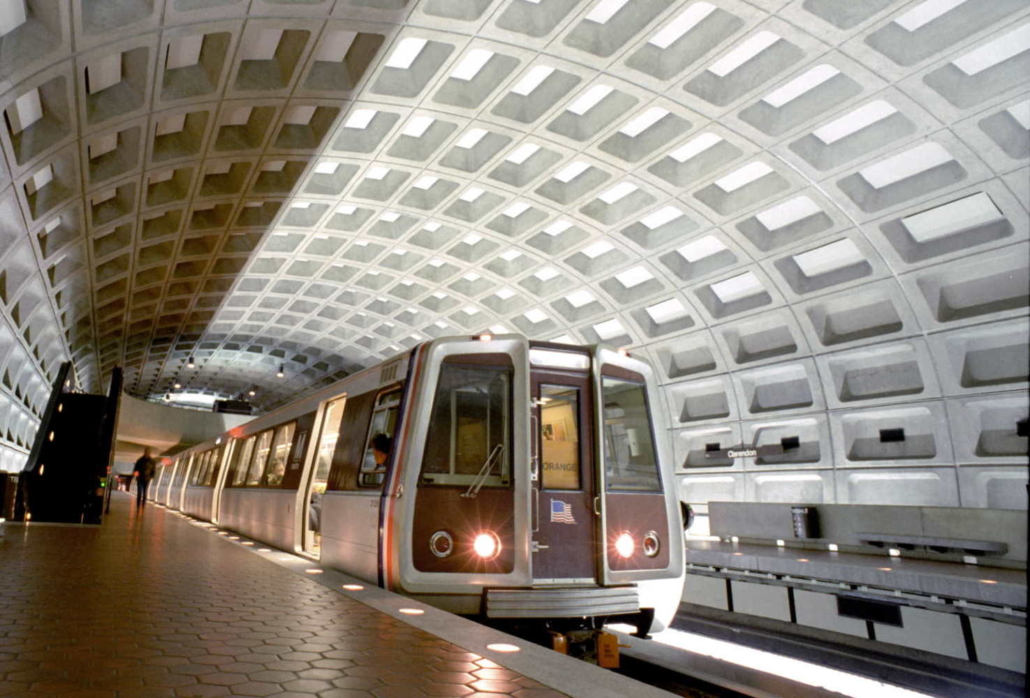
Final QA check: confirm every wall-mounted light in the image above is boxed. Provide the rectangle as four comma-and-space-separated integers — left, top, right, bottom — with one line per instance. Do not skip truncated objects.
187, 356, 196, 368
173, 382, 181, 389
277, 365, 284, 378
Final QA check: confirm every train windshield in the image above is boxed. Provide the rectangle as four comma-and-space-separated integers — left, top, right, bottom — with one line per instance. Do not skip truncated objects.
601, 377, 662, 492
419, 363, 512, 487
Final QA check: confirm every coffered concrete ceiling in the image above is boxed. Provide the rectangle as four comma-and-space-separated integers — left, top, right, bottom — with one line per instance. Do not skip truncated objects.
0, 0, 1026, 509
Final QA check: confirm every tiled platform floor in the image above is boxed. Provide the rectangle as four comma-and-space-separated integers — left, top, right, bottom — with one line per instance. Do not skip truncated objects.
0, 494, 569, 698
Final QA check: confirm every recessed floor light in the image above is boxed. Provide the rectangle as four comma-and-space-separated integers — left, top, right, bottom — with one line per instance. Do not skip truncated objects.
399, 608, 425, 615
343, 584, 364, 591
487, 643, 520, 653
305, 569, 323, 574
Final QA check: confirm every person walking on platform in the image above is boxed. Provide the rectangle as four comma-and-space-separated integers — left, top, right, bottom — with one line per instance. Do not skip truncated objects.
133, 448, 156, 508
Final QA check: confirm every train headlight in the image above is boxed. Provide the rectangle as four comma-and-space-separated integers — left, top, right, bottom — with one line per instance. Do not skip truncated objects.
615, 532, 635, 559
473, 531, 501, 560
430, 531, 454, 558
643, 531, 660, 558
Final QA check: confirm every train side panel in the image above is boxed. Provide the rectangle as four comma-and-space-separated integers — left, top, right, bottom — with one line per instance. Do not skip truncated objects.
218, 488, 297, 552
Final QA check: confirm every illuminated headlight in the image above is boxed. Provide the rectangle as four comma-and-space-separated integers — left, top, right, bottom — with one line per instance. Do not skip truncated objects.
473, 531, 501, 560
643, 531, 660, 558
615, 532, 634, 559
430, 531, 453, 558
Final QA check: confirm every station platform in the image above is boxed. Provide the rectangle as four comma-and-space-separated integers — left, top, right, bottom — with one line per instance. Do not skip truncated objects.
0, 493, 671, 698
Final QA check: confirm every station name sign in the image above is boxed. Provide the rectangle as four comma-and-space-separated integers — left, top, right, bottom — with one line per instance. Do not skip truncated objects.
704, 443, 785, 460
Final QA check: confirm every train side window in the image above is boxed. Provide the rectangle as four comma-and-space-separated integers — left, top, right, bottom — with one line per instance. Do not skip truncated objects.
230, 437, 255, 487
246, 430, 273, 486
601, 377, 662, 492
326, 391, 378, 491
263, 422, 296, 487
358, 389, 402, 489
208, 448, 221, 486
419, 362, 512, 488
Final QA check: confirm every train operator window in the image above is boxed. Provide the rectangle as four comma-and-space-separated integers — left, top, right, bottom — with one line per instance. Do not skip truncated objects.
358, 390, 401, 488
263, 422, 295, 487
246, 430, 274, 486
230, 437, 255, 486
601, 378, 662, 492
419, 363, 512, 488
540, 385, 580, 490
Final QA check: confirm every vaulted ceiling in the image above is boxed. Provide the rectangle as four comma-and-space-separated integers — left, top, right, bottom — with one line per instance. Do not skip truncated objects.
0, 1, 1027, 506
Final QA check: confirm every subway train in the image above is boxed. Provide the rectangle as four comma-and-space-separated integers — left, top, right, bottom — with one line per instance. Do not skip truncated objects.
147, 335, 685, 632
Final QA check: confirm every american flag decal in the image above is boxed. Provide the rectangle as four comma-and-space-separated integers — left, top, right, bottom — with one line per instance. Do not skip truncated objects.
550, 499, 576, 524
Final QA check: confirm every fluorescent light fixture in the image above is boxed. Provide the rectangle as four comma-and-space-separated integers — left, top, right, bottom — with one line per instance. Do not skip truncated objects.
1007, 99, 1030, 129
615, 266, 653, 288
506, 143, 540, 164
813, 100, 897, 145
523, 308, 549, 323
379, 211, 401, 222
336, 204, 357, 215
503, 202, 531, 218
385, 37, 427, 70
636, 627, 937, 697
284, 105, 316, 125
649, 3, 716, 49
463, 272, 481, 281
710, 31, 780, 77
953, 24, 1030, 76
593, 318, 626, 340
500, 249, 522, 261
646, 298, 689, 324
581, 241, 614, 258
314, 161, 340, 175
895, 0, 968, 32
620, 107, 669, 137
714, 161, 773, 192
413, 176, 438, 190
859, 142, 953, 189
511, 65, 554, 96
763, 65, 839, 108
586, 0, 630, 24
292, 201, 311, 209
10, 89, 43, 134
423, 221, 441, 231
495, 288, 516, 300
456, 128, 488, 149
550, 334, 576, 345
402, 116, 435, 138
568, 84, 614, 115
428, 258, 445, 267
901, 192, 1004, 243
565, 290, 595, 308
756, 196, 821, 231
459, 187, 484, 202
462, 233, 483, 245
598, 182, 638, 204
0, 0, 27, 38
543, 220, 573, 236
489, 324, 509, 334
88, 55, 121, 94
345, 109, 377, 129
167, 35, 204, 70
710, 272, 763, 303
534, 267, 560, 281
242, 29, 282, 61
669, 132, 723, 163
451, 49, 494, 81
462, 306, 479, 315
554, 161, 590, 183
641, 206, 683, 229
365, 166, 390, 180
679, 237, 729, 265
315, 30, 357, 62
793, 239, 864, 277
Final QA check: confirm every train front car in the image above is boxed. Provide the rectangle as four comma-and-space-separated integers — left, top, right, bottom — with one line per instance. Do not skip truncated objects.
384, 336, 683, 633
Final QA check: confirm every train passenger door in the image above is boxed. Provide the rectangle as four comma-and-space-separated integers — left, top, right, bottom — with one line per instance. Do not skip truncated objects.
302, 396, 347, 557
530, 370, 597, 584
